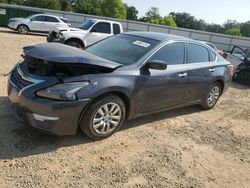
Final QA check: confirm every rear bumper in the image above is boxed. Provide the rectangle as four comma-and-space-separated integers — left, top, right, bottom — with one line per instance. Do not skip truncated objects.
7, 70, 92, 136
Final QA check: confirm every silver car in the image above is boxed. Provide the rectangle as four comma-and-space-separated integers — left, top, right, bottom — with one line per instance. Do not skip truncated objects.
8, 14, 70, 34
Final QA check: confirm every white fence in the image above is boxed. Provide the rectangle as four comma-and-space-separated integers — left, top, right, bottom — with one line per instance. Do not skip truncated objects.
1, 3, 250, 51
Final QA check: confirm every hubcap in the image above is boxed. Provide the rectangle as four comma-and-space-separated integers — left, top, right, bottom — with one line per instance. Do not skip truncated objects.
19, 26, 27, 34
93, 102, 122, 135
207, 85, 220, 107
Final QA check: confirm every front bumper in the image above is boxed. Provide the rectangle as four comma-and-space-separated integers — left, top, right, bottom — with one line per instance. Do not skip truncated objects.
7, 67, 92, 136
8, 23, 18, 30
47, 32, 65, 43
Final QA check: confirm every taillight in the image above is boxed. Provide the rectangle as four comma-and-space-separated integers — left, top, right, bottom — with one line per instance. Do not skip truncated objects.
227, 64, 234, 75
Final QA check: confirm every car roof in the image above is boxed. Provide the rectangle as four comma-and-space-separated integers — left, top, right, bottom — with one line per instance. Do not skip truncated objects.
31, 13, 61, 19
125, 31, 194, 42
90, 19, 121, 25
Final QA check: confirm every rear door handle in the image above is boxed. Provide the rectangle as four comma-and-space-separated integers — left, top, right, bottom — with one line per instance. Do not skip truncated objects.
209, 68, 216, 72
178, 73, 188, 77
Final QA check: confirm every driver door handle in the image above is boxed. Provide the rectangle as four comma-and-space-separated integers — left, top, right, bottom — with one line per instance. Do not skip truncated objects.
178, 73, 188, 77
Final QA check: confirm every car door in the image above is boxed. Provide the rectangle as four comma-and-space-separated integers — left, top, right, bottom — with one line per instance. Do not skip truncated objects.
44, 16, 61, 32
86, 22, 113, 45
185, 43, 216, 102
136, 42, 188, 114
29, 15, 46, 31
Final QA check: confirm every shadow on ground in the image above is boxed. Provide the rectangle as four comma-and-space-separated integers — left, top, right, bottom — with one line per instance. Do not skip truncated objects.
230, 81, 250, 90
0, 96, 201, 159
0, 27, 47, 37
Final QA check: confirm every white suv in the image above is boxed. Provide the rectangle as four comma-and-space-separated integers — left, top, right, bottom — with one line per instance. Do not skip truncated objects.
8, 14, 70, 34
47, 19, 123, 48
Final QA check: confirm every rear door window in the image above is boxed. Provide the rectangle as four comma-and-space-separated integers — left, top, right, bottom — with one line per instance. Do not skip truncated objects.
187, 44, 209, 63
113, 24, 121, 35
32, 16, 46, 22
46, 16, 59, 23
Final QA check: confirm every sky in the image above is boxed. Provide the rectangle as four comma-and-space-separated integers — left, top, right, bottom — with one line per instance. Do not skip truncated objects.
122, 0, 250, 25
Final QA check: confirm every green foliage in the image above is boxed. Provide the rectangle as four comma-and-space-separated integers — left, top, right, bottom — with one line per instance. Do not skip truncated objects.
74, 0, 103, 16
142, 7, 161, 22
205, 24, 224, 33
101, 0, 126, 19
139, 8, 176, 27
60, 0, 72, 11
24, 0, 61, 10
170, 12, 198, 29
123, 3, 138, 20
0, 0, 24, 4
163, 15, 177, 27
225, 28, 242, 36
241, 21, 250, 37
223, 20, 240, 31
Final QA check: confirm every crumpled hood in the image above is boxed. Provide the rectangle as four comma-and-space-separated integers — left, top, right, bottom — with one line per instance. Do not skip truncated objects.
52, 27, 85, 33
23, 43, 121, 69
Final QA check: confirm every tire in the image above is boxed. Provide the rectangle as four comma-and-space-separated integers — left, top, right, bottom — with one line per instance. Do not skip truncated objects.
80, 94, 126, 139
65, 40, 83, 48
17, 25, 29, 34
201, 82, 222, 110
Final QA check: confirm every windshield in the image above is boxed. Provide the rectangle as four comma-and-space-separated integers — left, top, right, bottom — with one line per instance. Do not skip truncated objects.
79, 20, 96, 30
85, 34, 159, 65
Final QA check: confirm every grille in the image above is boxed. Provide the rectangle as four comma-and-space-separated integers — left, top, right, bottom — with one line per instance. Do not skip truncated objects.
10, 67, 33, 93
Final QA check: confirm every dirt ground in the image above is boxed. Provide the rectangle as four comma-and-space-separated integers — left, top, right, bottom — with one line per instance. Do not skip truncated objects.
0, 27, 250, 188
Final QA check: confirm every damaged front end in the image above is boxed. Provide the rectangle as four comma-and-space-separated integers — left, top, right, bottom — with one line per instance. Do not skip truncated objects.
21, 43, 121, 78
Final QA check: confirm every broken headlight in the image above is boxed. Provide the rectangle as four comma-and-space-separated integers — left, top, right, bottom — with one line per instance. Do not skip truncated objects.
36, 82, 89, 101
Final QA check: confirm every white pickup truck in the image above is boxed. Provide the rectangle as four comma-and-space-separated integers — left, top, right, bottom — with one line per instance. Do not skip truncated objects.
47, 19, 123, 48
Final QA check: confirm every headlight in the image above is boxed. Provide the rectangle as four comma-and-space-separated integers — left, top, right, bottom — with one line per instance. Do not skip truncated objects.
36, 82, 89, 101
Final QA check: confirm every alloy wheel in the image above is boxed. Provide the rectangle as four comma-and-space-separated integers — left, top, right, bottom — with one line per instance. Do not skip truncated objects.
207, 85, 220, 107
18, 25, 28, 34
92, 102, 122, 135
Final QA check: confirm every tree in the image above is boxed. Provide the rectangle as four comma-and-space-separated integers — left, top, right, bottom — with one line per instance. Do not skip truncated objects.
123, 3, 138, 20
163, 15, 177, 27
170, 12, 197, 29
141, 7, 161, 22
223, 20, 240, 31
241, 21, 250, 37
74, 0, 103, 16
60, 0, 72, 11
225, 28, 242, 36
205, 23, 224, 33
0, 0, 24, 4
24, 0, 61, 10
101, 0, 126, 19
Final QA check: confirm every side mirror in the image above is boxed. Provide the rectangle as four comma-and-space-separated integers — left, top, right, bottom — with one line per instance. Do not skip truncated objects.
145, 60, 167, 70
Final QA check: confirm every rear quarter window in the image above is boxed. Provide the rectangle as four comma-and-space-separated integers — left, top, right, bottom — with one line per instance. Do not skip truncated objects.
209, 51, 216, 62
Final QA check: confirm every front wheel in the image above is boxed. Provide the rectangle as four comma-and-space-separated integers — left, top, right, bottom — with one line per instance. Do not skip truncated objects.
65, 40, 83, 48
80, 95, 126, 139
17, 25, 29, 34
201, 82, 222, 109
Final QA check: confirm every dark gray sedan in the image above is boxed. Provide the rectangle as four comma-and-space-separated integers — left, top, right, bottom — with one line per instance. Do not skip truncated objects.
7, 32, 233, 139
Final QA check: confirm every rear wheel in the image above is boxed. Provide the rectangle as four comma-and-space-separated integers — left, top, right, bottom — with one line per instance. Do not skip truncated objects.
80, 95, 126, 139
17, 25, 29, 34
65, 40, 83, 48
201, 82, 222, 109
